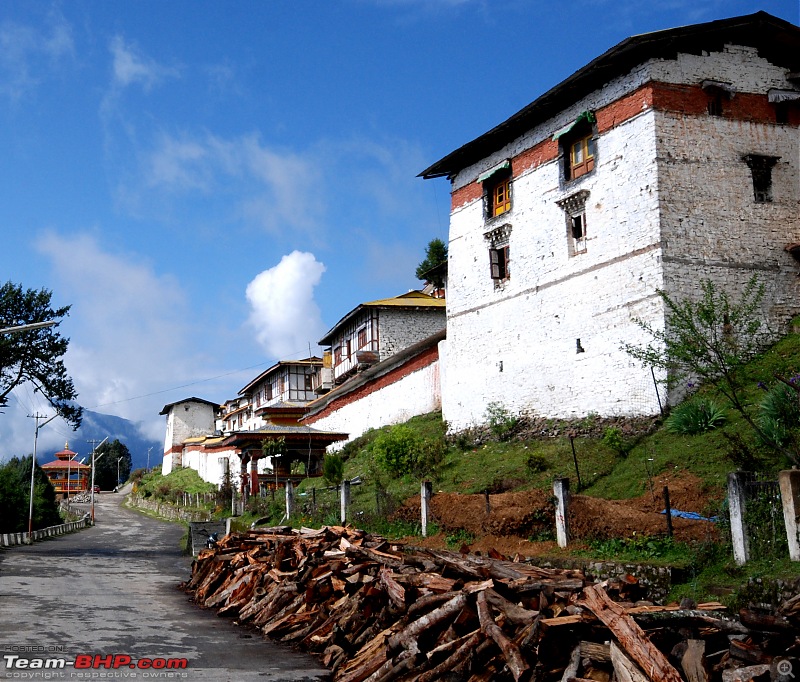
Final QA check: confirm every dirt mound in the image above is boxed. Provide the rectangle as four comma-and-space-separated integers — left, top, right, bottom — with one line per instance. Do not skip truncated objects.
394, 473, 719, 549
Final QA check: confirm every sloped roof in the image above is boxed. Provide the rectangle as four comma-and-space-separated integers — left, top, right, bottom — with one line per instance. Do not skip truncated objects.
319, 291, 445, 346
159, 397, 220, 416
239, 357, 322, 395
420, 11, 800, 180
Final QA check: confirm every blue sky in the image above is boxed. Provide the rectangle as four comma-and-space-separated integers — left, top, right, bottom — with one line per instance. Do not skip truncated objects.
1, 0, 797, 458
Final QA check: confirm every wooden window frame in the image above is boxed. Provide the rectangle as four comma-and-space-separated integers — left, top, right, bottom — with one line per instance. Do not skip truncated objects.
357, 327, 367, 349
568, 134, 595, 180
333, 345, 342, 366
489, 245, 509, 281
490, 176, 511, 217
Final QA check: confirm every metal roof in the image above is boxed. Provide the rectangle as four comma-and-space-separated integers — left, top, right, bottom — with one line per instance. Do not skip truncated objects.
159, 397, 220, 416
319, 291, 445, 346
420, 12, 800, 181
238, 357, 323, 395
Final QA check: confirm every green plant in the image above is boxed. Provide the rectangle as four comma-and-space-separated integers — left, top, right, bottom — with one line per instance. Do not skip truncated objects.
758, 383, 800, 447
665, 397, 727, 435
601, 427, 629, 456
371, 424, 441, 479
445, 529, 476, 549
485, 402, 519, 441
322, 454, 345, 486
525, 451, 549, 474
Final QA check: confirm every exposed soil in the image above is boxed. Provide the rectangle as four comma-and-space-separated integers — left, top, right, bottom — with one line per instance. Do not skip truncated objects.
395, 472, 721, 558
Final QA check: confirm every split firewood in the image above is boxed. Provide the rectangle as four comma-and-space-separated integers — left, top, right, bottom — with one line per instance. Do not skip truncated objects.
681, 639, 709, 682
609, 642, 648, 682
578, 583, 683, 682
476, 590, 529, 682
184, 525, 799, 682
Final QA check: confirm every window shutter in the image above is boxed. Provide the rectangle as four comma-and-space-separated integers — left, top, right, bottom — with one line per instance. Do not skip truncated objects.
490, 249, 501, 279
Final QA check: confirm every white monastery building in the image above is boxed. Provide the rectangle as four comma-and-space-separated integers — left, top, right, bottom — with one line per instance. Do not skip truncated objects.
421, 12, 800, 431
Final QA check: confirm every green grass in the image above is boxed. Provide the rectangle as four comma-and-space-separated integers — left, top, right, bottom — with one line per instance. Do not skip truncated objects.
143, 324, 800, 603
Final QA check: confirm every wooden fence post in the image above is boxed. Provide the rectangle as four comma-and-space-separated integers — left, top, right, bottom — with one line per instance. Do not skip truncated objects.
778, 470, 800, 561
340, 479, 351, 525
421, 481, 432, 537
553, 477, 570, 549
728, 471, 749, 565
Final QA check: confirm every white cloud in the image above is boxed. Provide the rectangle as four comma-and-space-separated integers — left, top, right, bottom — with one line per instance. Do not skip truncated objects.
246, 252, 327, 359
0, 12, 74, 100
34, 231, 203, 441
109, 35, 180, 91
139, 132, 324, 236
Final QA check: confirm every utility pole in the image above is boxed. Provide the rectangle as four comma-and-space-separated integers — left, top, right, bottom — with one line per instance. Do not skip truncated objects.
87, 437, 108, 523
147, 446, 152, 471
27, 412, 58, 540
117, 457, 122, 488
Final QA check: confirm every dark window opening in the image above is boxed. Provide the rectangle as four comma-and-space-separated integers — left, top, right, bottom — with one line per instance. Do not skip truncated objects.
742, 154, 780, 204
489, 245, 509, 281
571, 214, 584, 241
708, 93, 723, 116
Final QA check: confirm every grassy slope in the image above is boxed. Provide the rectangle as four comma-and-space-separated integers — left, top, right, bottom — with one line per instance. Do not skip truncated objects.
283, 327, 800, 604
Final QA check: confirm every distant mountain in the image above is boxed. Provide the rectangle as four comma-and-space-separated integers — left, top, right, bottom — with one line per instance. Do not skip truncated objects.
69, 410, 161, 471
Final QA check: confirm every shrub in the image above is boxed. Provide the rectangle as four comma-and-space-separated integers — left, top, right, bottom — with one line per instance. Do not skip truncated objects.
601, 427, 629, 456
322, 454, 344, 486
371, 425, 444, 479
758, 383, 800, 446
485, 402, 519, 441
525, 451, 549, 474
665, 397, 727, 435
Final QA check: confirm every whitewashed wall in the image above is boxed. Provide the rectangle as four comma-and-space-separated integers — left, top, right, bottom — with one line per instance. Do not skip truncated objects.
307, 358, 441, 449
444, 109, 665, 430
441, 43, 799, 430
162, 402, 216, 475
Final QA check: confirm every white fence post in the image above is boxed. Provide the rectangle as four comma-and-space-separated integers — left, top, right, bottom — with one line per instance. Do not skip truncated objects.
285, 481, 295, 519
779, 470, 800, 562
340, 480, 351, 525
421, 481, 432, 537
553, 477, 570, 549
728, 471, 750, 565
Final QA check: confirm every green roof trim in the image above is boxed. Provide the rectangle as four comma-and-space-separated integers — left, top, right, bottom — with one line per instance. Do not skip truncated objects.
552, 111, 596, 141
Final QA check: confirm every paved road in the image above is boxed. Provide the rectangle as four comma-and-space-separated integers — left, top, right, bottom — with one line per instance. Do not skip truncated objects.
0, 490, 329, 681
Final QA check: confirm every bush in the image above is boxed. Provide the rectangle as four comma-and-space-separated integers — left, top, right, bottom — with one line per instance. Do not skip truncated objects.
665, 397, 727, 435
322, 454, 344, 486
485, 402, 519, 441
525, 451, 549, 474
758, 383, 800, 446
601, 427, 629, 456
371, 425, 444, 479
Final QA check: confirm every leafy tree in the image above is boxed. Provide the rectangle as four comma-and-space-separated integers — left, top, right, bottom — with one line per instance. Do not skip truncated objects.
622, 276, 796, 462
0, 282, 82, 428
0, 456, 61, 532
415, 238, 448, 289
93, 440, 132, 490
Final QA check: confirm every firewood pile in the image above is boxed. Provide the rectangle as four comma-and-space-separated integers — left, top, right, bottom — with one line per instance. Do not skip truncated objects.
184, 525, 799, 681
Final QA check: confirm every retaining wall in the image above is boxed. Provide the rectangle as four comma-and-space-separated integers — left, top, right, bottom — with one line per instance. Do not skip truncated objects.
0, 517, 92, 548
126, 495, 211, 523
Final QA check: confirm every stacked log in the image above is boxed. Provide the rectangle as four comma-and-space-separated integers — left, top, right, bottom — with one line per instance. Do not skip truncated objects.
184, 526, 799, 681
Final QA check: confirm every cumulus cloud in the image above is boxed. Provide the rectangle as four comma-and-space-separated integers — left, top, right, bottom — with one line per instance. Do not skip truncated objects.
109, 35, 180, 90
246, 252, 327, 359
0, 11, 74, 100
